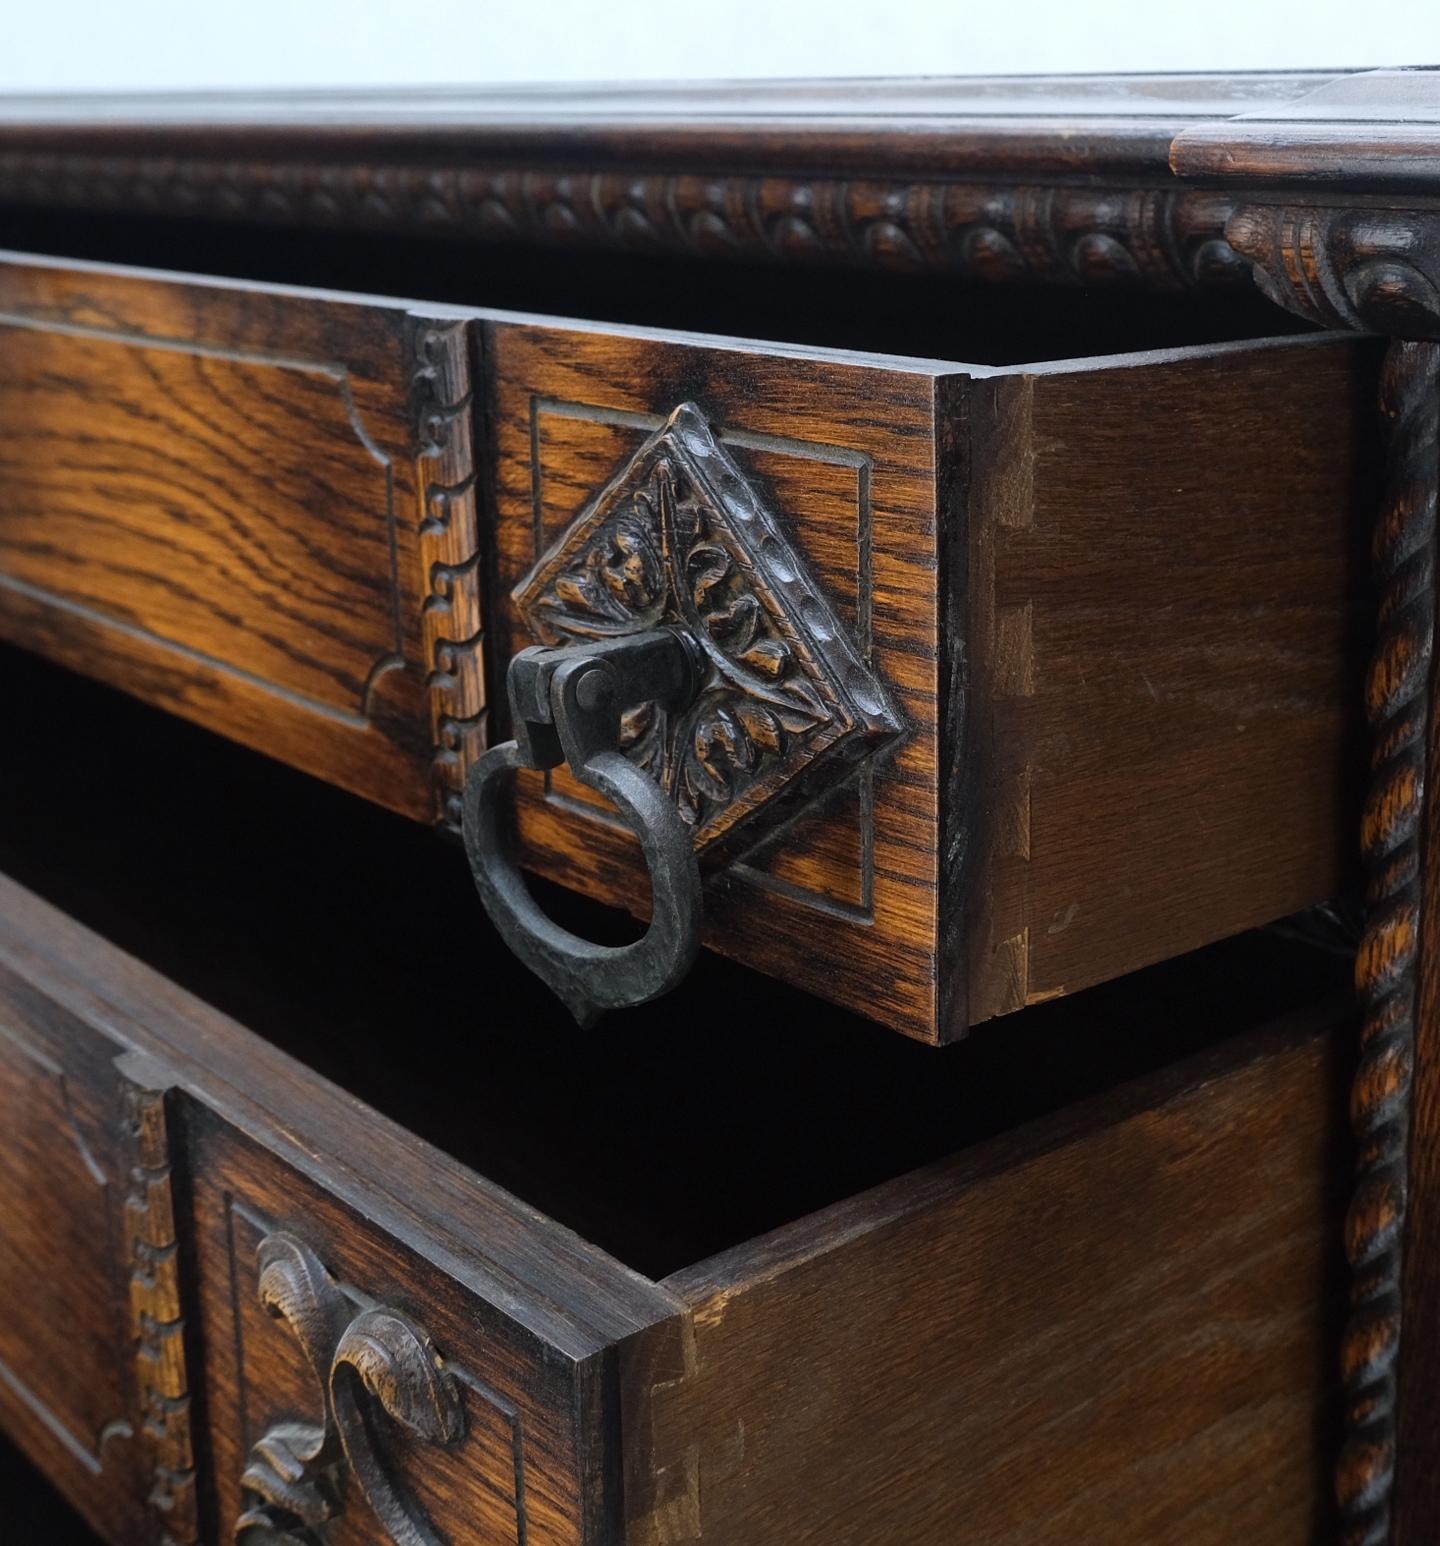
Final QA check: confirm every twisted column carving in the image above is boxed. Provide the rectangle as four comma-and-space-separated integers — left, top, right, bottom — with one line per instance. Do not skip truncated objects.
1341, 339, 1440, 1546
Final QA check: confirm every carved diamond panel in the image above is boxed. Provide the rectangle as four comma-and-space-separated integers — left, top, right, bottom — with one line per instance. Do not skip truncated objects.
514, 402, 901, 850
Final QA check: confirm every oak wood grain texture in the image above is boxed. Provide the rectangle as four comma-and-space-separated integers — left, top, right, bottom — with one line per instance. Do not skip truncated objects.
627, 1009, 1350, 1546
192, 1126, 600, 1546
0, 871, 683, 1546
490, 322, 1373, 1039
0, 252, 485, 826
1169, 80, 1440, 1540
1171, 69, 1440, 194
0, 74, 1382, 292
487, 320, 954, 1038
117, 1073, 201, 1546
962, 334, 1376, 1025
0, 971, 146, 1544
0, 848, 1354, 1546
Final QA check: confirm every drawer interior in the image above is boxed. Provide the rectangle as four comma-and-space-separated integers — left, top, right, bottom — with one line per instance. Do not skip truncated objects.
4, 644, 1353, 1280
0, 204, 1314, 365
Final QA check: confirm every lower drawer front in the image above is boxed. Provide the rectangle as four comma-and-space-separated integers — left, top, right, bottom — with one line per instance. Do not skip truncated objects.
0, 871, 1345, 1546
0, 875, 677, 1546
0, 964, 167, 1545
192, 1114, 595, 1546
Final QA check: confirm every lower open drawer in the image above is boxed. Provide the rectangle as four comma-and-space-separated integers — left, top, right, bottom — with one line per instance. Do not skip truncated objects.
0, 663, 1350, 1546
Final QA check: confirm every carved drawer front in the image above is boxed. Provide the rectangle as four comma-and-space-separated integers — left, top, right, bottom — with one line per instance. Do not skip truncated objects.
485, 322, 1375, 1040
185, 1111, 635, 1546
0, 253, 485, 827
0, 249, 1375, 1042
0, 953, 198, 1544
0, 872, 680, 1546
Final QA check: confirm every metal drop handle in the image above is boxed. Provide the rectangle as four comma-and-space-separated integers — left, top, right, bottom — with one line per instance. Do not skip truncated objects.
461, 629, 705, 1026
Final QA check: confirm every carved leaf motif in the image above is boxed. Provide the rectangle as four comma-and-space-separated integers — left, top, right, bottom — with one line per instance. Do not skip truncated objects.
533, 509, 666, 635
332, 1308, 464, 1446
236, 1232, 465, 1546
513, 402, 901, 850
236, 1421, 335, 1542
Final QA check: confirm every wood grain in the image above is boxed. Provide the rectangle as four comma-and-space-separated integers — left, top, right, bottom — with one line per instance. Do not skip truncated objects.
0, 839, 1355, 1546
0, 871, 684, 1546
630, 1009, 1350, 1546
0, 252, 485, 826
486, 319, 953, 1038
0, 965, 151, 1545
1386, 341, 1440, 1546
489, 321, 1374, 1039
962, 334, 1376, 1025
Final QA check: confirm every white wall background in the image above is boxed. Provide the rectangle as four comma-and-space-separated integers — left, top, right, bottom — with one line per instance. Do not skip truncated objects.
1, 0, 1438, 93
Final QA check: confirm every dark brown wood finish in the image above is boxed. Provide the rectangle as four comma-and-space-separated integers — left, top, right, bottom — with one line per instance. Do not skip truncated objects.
4, 69, 1440, 1541
490, 318, 1372, 1038
0, 825, 1354, 1546
1171, 71, 1440, 1545
963, 337, 1372, 1023
0, 873, 683, 1546
0, 74, 1354, 289
487, 319, 956, 1037
0, 253, 485, 828
0, 968, 158, 1545
0, 248, 1373, 1040
630, 1010, 1349, 1546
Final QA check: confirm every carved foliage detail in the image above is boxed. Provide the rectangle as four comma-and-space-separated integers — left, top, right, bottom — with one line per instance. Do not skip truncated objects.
235, 1232, 465, 1546
515, 403, 900, 849
412, 318, 486, 832
1227, 204, 1440, 339
121, 1082, 200, 1546
0, 152, 1242, 289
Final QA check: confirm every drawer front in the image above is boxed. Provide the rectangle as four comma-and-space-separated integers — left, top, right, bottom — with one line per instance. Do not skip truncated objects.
0, 254, 485, 826
0, 251, 1371, 1044
187, 1110, 592, 1546
486, 323, 1370, 1040
0, 959, 195, 1544
488, 321, 954, 1038
0, 874, 681, 1546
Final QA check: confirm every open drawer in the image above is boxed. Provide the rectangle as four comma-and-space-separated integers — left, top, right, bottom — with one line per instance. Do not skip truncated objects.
0, 252, 1375, 1039
0, 662, 1352, 1546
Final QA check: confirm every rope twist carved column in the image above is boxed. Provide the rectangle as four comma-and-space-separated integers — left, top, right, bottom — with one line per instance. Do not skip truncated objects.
1342, 339, 1440, 1546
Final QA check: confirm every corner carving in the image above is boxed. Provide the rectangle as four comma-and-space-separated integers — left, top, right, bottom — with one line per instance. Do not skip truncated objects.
412, 318, 487, 832
121, 1080, 200, 1546
234, 1231, 465, 1546
1226, 203, 1440, 339
513, 402, 900, 854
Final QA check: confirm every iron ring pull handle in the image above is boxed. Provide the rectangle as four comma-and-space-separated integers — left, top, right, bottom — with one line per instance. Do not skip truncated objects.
461, 628, 706, 1026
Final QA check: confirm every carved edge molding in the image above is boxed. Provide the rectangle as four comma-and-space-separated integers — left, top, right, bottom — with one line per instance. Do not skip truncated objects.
1226, 192, 1440, 1545
120, 1079, 201, 1546
0, 153, 1243, 290
235, 1230, 466, 1546
1225, 204, 1440, 339
412, 316, 487, 832
1335, 340, 1437, 1546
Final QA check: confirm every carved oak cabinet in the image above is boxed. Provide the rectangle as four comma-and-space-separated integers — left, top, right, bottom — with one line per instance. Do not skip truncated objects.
0, 69, 1435, 1546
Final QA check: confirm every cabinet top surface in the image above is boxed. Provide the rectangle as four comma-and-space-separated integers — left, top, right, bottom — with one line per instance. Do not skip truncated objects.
0, 69, 1434, 181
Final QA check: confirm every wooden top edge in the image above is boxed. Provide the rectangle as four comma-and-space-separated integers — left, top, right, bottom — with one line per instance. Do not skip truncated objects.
0, 71, 1363, 181
1172, 68, 1440, 190
0, 246, 977, 375
0, 871, 682, 1354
